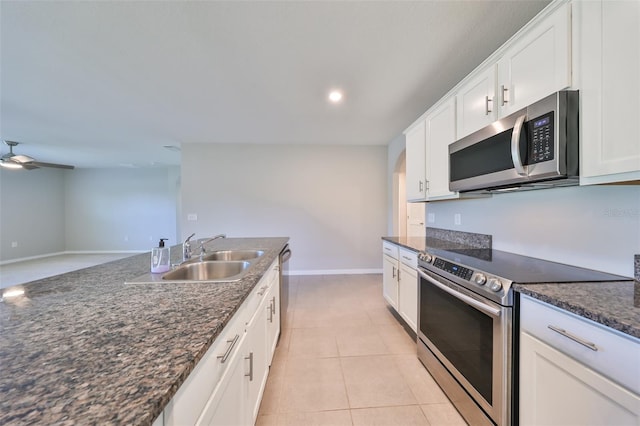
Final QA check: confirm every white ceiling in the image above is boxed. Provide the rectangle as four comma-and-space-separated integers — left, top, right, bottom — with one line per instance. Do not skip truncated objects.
1, 0, 549, 169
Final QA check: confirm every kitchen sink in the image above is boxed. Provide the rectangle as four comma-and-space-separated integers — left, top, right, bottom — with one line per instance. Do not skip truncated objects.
200, 249, 264, 262
162, 260, 250, 281
126, 248, 265, 284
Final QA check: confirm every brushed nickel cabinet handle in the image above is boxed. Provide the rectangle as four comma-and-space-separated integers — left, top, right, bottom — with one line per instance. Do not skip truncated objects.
548, 325, 599, 351
501, 85, 509, 106
245, 352, 254, 381
217, 334, 240, 363
485, 95, 492, 115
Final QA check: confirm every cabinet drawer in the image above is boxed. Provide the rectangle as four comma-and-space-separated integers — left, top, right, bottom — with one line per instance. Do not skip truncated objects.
398, 248, 417, 269
165, 303, 246, 425
382, 241, 399, 259
520, 294, 640, 394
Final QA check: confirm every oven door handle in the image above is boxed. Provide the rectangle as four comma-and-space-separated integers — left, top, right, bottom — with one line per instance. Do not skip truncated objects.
419, 269, 502, 318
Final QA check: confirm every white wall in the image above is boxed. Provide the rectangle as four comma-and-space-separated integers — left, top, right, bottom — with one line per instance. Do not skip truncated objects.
181, 143, 387, 274
0, 167, 66, 261
65, 168, 179, 252
427, 185, 640, 277
387, 134, 406, 235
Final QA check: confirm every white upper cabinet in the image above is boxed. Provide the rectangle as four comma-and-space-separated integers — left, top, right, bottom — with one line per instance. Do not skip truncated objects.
425, 96, 457, 200
576, 0, 640, 184
405, 96, 459, 202
405, 120, 427, 202
456, 65, 497, 139
456, 2, 571, 139
497, 2, 572, 117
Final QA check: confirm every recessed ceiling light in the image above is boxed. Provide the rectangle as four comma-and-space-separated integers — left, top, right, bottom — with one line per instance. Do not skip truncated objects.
328, 90, 343, 103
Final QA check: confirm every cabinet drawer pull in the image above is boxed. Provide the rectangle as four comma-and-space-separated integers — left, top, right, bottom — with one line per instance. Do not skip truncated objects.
267, 303, 273, 323
217, 334, 240, 363
485, 95, 492, 115
257, 285, 268, 296
245, 352, 254, 381
548, 325, 599, 352
392, 266, 396, 279
419, 180, 424, 193
501, 84, 509, 106
402, 255, 412, 261
271, 296, 276, 315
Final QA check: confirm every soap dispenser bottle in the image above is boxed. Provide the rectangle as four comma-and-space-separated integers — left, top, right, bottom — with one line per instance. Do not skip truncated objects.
151, 238, 170, 273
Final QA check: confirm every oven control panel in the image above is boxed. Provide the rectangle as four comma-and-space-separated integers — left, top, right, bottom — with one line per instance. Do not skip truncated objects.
428, 256, 505, 293
433, 258, 474, 281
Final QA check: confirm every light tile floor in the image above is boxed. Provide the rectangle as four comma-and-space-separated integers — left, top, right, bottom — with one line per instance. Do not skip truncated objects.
0, 253, 133, 288
256, 274, 467, 426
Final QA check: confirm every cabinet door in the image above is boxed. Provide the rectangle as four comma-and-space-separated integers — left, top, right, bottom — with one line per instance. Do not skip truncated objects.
245, 294, 269, 425
198, 336, 247, 426
520, 332, 640, 426
266, 273, 280, 366
578, 0, 640, 183
456, 65, 497, 139
382, 254, 399, 309
498, 2, 571, 117
405, 120, 427, 201
398, 264, 417, 333
426, 96, 457, 200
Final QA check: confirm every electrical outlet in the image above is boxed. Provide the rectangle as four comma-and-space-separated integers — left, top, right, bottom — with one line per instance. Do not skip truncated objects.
454, 213, 462, 226
187, 214, 198, 221
11, 241, 18, 248
427, 213, 435, 223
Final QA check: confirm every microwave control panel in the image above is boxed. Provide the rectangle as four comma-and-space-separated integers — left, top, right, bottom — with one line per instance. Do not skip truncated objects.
528, 111, 554, 164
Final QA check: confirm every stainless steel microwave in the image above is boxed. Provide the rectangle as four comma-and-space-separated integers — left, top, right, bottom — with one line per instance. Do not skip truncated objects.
449, 91, 579, 193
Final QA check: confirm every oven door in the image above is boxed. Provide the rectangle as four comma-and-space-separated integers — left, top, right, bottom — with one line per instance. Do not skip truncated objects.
417, 268, 512, 426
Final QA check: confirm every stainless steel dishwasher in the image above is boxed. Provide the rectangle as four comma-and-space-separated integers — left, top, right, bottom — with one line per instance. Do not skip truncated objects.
278, 244, 292, 334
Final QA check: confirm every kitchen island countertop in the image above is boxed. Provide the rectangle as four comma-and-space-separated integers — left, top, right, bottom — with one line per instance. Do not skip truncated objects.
0, 237, 289, 425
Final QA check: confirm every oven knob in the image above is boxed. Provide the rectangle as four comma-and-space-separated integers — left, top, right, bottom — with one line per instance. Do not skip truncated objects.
488, 278, 503, 292
419, 253, 433, 263
474, 273, 487, 286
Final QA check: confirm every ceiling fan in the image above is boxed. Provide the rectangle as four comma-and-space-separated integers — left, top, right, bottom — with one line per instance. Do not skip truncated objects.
1, 141, 74, 170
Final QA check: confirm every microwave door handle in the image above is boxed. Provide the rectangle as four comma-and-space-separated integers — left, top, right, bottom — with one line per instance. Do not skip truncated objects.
511, 114, 527, 176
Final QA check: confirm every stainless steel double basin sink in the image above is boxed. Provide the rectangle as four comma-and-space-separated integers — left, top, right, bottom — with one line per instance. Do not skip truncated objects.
127, 249, 265, 284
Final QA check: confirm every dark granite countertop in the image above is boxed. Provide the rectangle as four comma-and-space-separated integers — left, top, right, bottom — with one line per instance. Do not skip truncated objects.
514, 281, 640, 340
0, 237, 289, 425
382, 235, 639, 340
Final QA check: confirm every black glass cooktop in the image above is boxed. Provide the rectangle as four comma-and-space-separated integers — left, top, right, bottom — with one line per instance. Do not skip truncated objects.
426, 247, 631, 284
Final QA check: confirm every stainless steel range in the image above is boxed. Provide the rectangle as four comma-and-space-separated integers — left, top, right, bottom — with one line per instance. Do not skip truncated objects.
416, 247, 630, 426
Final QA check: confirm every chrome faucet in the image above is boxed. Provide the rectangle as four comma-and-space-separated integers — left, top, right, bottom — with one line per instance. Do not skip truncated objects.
183, 233, 196, 262
197, 234, 227, 260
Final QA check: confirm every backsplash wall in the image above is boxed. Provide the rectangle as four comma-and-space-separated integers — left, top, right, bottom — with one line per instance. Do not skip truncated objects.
426, 185, 640, 277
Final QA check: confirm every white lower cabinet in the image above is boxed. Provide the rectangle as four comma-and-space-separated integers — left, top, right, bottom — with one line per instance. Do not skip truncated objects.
163, 259, 280, 426
382, 242, 418, 332
198, 335, 247, 426
382, 254, 399, 310
397, 248, 418, 332
519, 295, 640, 425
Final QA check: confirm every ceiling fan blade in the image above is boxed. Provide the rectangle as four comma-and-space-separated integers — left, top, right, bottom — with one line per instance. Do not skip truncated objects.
28, 161, 75, 170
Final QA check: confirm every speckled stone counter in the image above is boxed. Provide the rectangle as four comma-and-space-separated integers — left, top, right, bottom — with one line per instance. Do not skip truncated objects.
514, 281, 640, 339
0, 237, 289, 425
382, 233, 639, 340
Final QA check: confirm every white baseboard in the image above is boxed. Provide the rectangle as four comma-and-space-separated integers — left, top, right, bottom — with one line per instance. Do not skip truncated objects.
0, 250, 144, 266
287, 269, 382, 276
0, 251, 67, 266
63, 250, 146, 255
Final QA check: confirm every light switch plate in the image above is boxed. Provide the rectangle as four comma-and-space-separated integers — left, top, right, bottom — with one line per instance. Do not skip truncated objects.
454, 213, 461, 225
